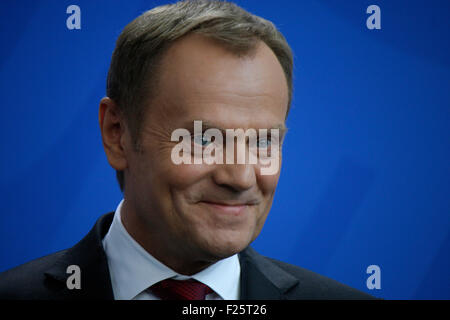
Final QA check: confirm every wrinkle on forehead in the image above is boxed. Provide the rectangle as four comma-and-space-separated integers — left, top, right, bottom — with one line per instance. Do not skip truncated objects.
158, 34, 287, 105
143, 33, 288, 133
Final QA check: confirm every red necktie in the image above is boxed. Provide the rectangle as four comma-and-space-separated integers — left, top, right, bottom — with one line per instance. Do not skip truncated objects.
151, 279, 214, 300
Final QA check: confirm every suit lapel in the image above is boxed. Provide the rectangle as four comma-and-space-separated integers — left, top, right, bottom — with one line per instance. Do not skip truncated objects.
44, 213, 115, 300
238, 247, 299, 300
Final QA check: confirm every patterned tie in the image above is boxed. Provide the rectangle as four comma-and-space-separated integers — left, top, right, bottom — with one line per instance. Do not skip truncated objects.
151, 279, 214, 300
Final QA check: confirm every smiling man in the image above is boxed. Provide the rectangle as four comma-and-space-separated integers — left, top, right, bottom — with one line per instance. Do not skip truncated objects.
0, 0, 373, 300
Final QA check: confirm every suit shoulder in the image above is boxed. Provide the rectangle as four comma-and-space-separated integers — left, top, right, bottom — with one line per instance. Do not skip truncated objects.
265, 256, 376, 299
0, 250, 67, 299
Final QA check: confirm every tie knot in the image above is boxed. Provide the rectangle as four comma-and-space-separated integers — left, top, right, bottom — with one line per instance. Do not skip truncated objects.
151, 279, 214, 300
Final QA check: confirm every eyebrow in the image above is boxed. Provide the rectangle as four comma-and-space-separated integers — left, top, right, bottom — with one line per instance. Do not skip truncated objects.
181, 120, 288, 135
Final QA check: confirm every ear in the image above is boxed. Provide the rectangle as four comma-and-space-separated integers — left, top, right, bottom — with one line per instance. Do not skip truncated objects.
99, 97, 128, 171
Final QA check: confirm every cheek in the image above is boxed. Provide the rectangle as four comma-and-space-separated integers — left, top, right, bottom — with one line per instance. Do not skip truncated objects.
164, 163, 213, 191
257, 170, 280, 196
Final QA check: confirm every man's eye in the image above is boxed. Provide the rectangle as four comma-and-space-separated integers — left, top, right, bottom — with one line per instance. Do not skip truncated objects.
192, 135, 212, 147
257, 138, 271, 149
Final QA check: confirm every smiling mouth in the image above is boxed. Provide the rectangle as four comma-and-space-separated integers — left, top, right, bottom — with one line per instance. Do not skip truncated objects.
199, 201, 252, 216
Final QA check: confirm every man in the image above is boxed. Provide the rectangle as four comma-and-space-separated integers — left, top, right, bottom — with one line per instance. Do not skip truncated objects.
0, 0, 373, 300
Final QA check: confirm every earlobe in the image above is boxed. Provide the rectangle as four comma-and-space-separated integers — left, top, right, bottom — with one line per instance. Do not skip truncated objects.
99, 97, 128, 171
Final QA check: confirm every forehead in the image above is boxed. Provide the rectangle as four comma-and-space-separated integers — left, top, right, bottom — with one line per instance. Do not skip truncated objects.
149, 34, 289, 129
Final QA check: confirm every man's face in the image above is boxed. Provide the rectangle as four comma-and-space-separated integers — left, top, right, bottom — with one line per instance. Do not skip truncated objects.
123, 34, 289, 266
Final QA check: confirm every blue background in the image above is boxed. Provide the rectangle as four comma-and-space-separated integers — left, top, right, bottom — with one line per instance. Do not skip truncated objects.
0, 0, 448, 299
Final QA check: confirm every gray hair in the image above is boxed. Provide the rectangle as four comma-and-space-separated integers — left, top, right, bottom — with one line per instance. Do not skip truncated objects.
106, 0, 294, 192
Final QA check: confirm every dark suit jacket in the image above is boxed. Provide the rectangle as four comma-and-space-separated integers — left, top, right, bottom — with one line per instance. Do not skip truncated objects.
0, 212, 374, 300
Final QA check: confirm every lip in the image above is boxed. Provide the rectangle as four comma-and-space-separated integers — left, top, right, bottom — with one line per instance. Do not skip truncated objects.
199, 201, 250, 216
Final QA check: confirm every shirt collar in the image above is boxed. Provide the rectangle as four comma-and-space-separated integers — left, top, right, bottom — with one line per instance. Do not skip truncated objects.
102, 199, 240, 300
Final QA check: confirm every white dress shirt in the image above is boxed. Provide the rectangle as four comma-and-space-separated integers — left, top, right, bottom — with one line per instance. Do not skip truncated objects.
102, 200, 241, 300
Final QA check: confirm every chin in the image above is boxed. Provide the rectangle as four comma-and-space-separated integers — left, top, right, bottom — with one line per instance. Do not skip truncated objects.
198, 230, 254, 260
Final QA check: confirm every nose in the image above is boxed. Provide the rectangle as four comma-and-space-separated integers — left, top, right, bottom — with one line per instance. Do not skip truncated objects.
212, 163, 256, 192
